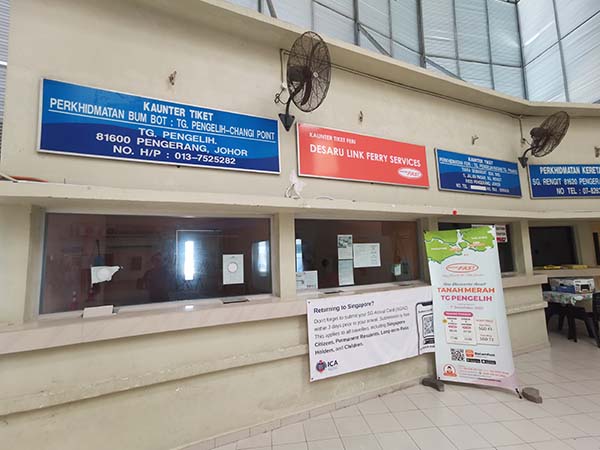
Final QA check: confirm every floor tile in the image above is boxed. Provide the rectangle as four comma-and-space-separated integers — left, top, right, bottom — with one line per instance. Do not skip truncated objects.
505, 401, 553, 419
539, 399, 579, 417
439, 424, 490, 449
422, 407, 464, 426
236, 431, 271, 449
495, 444, 534, 450
303, 418, 339, 442
536, 384, 574, 399
450, 405, 495, 424
408, 427, 458, 450
393, 410, 435, 430
438, 392, 472, 407
307, 438, 344, 450
478, 402, 523, 421
363, 413, 403, 433
502, 420, 555, 443
342, 434, 383, 450
472, 422, 524, 447
561, 414, 600, 436
381, 392, 419, 412
465, 390, 499, 405
331, 405, 361, 418
562, 437, 600, 450
530, 441, 576, 450
408, 393, 446, 409
358, 398, 390, 415
532, 417, 588, 440
376, 431, 419, 450
273, 444, 308, 450
561, 398, 600, 414
272, 423, 306, 445
334, 415, 372, 437
213, 444, 236, 450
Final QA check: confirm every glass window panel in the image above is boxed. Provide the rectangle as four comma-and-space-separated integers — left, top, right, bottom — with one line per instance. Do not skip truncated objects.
359, 26, 392, 54
529, 226, 577, 267
456, 0, 490, 63
518, 0, 559, 64
392, 41, 422, 66
316, 0, 354, 18
358, 0, 390, 37
524, 43, 566, 101
314, 3, 356, 44
262, 0, 312, 28
488, 0, 521, 66
295, 219, 420, 289
0, 0, 8, 63
459, 60, 493, 89
391, 0, 420, 52
426, 57, 459, 77
493, 64, 524, 98
41, 214, 272, 313
555, 0, 600, 37
422, 0, 457, 58
562, 13, 600, 103
0, 64, 5, 115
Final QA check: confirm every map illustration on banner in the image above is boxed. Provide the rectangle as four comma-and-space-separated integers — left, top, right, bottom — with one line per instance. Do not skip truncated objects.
436, 149, 521, 197
38, 79, 280, 173
297, 123, 429, 187
528, 164, 600, 198
424, 226, 518, 392
307, 286, 434, 381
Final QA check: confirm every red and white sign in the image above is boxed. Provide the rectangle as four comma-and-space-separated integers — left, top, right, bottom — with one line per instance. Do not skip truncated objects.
297, 124, 429, 187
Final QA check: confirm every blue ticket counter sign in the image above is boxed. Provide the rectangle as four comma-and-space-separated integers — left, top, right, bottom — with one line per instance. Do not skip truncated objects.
528, 164, 600, 198
435, 149, 521, 197
38, 79, 280, 173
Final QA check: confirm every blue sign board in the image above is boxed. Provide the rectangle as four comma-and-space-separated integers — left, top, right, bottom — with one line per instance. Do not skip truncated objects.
528, 164, 600, 198
435, 149, 521, 197
38, 79, 280, 173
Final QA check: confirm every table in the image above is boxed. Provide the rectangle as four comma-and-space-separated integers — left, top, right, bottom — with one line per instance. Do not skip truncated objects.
543, 291, 600, 347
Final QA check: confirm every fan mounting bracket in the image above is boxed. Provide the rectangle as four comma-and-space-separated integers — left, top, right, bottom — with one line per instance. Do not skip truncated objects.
279, 113, 296, 131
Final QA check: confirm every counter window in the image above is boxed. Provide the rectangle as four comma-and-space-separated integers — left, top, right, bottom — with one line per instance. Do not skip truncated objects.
529, 226, 577, 268
40, 214, 272, 314
295, 219, 420, 290
438, 223, 514, 273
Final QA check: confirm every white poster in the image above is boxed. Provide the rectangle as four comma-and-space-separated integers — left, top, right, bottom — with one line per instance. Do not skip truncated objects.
297, 271, 318, 291
353, 243, 381, 268
338, 259, 354, 286
223, 254, 244, 285
424, 226, 518, 392
337, 235, 353, 260
307, 286, 434, 381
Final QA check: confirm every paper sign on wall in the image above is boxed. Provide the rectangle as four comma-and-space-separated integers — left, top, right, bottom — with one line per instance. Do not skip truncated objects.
297, 271, 318, 291
338, 259, 355, 286
307, 286, 434, 381
353, 243, 381, 268
472, 224, 508, 243
337, 235, 353, 260
424, 226, 518, 392
223, 254, 244, 285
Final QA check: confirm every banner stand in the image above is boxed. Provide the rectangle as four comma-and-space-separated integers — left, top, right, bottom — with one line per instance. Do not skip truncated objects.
423, 226, 542, 403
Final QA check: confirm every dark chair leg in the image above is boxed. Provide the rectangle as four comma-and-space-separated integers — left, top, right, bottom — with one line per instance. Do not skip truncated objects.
584, 316, 596, 338
567, 305, 577, 342
558, 311, 565, 331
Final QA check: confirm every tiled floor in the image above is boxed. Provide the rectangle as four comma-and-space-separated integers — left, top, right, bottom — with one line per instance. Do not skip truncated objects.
216, 332, 600, 450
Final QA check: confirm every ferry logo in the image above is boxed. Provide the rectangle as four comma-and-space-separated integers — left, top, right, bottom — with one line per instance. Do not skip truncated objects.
443, 364, 457, 377
398, 167, 423, 179
446, 263, 479, 273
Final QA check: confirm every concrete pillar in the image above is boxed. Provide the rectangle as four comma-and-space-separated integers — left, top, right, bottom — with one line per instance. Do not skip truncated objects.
512, 220, 533, 275
272, 212, 296, 300
0, 204, 32, 326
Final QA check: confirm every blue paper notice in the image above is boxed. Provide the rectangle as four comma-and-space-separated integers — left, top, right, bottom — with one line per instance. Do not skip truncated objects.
38, 79, 280, 173
528, 164, 600, 198
436, 149, 521, 197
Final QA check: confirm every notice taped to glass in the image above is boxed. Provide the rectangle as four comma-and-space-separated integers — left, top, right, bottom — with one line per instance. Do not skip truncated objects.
306, 286, 433, 381
38, 79, 280, 173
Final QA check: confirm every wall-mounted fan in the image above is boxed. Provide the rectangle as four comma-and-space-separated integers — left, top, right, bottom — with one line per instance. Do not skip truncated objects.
518, 111, 570, 168
276, 31, 331, 131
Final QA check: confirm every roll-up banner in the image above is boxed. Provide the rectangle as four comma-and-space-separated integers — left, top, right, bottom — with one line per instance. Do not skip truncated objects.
424, 226, 518, 392
307, 286, 434, 381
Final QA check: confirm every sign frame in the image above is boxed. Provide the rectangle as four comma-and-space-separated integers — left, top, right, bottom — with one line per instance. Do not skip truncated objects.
37, 78, 281, 175
297, 122, 429, 188
435, 148, 522, 198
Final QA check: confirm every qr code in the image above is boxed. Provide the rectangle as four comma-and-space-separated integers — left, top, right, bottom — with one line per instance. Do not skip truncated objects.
422, 315, 434, 336
451, 348, 465, 361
